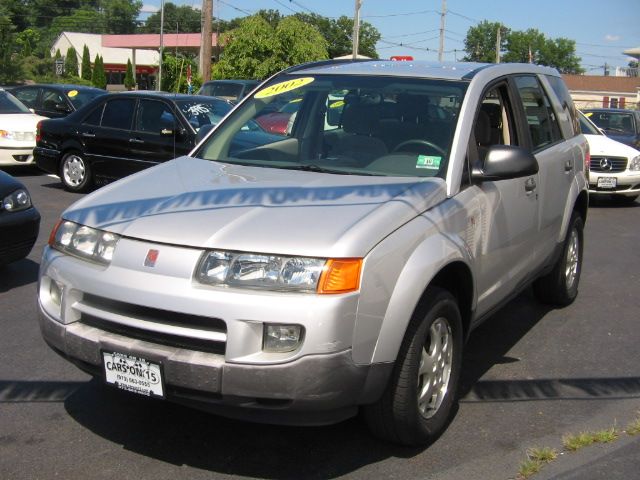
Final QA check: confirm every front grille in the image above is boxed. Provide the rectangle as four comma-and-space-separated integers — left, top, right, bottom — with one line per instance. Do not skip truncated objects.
590, 156, 627, 173
78, 294, 226, 354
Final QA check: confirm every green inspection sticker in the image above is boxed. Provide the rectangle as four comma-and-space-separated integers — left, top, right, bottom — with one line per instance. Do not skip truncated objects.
416, 155, 442, 170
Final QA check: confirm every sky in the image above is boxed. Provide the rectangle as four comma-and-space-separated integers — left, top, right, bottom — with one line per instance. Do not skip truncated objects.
139, 0, 640, 75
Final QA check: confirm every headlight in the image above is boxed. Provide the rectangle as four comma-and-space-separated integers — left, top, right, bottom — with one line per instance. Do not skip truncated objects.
196, 250, 362, 294
2, 189, 32, 212
629, 155, 640, 171
49, 220, 120, 265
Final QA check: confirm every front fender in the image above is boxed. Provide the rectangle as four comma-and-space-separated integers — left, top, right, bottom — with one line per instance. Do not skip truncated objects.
353, 214, 473, 365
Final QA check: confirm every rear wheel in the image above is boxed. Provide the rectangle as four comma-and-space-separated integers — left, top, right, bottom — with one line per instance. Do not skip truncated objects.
364, 287, 463, 446
60, 151, 92, 192
533, 212, 584, 306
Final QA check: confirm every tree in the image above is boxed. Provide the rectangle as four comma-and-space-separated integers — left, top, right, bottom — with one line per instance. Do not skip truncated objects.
124, 58, 135, 90
503, 29, 583, 74
0, 12, 23, 84
462, 20, 509, 62
91, 54, 106, 88
103, 0, 142, 34
143, 2, 202, 33
64, 46, 79, 77
15, 28, 41, 57
81, 44, 92, 80
159, 52, 201, 93
294, 13, 380, 59
213, 15, 328, 80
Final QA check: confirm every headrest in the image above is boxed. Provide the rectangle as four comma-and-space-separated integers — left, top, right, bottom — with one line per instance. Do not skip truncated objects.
342, 103, 380, 135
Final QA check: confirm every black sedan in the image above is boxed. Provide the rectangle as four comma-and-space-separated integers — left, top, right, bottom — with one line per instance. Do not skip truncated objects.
10, 84, 106, 119
34, 92, 237, 192
0, 169, 40, 266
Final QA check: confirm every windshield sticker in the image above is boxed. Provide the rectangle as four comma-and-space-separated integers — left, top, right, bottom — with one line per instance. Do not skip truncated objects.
187, 104, 211, 115
416, 155, 442, 170
67, 90, 78, 98
255, 77, 315, 99
584, 112, 593, 117
329, 100, 345, 109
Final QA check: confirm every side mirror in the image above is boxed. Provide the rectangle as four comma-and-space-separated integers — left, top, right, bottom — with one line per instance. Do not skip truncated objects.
195, 124, 214, 144
472, 145, 539, 181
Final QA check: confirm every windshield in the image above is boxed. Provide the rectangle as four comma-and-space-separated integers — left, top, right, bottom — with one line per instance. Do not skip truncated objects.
578, 111, 601, 135
200, 82, 247, 101
175, 98, 233, 131
67, 89, 105, 109
585, 111, 635, 135
195, 74, 467, 179
0, 91, 31, 114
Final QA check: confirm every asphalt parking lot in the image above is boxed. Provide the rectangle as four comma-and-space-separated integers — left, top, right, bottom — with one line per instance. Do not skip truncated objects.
1, 166, 640, 480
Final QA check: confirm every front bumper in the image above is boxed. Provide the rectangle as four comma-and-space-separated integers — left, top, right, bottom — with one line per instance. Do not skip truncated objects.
588, 171, 640, 197
0, 146, 35, 165
0, 206, 40, 265
37, 244, 391, 425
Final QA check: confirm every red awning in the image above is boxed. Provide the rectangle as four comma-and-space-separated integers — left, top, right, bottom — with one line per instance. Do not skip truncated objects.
102, 33, 217, 49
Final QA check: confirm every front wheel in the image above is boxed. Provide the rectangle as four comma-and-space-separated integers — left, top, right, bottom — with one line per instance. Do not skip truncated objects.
533, 212, 584, 306
60, 151, 92, 192
363, 287, 463, 446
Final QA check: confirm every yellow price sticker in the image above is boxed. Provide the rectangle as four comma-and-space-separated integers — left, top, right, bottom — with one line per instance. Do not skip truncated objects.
255, 77, 315, 99
584, 112, 593, 117
329, 100, 345, 109
67, 90, 78, 98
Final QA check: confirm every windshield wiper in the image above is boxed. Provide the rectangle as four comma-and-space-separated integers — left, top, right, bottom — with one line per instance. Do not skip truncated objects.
283, 164, 380, 176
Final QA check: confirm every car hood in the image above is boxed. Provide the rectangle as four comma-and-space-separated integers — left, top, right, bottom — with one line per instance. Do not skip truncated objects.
63, 156, 447, 258
584, 134, 640, 159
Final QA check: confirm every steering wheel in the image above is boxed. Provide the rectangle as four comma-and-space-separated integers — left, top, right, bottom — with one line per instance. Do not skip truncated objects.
393, 139, 446, 156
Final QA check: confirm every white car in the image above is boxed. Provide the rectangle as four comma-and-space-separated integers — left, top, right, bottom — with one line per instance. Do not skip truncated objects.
0, 89, 47, 166
580, 111, 640, 203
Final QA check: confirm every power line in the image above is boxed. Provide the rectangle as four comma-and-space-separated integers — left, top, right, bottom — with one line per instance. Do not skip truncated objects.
272, 0, 298, 14
218, 0, 252, 16
383, 29, 439, 39
447, 9, 479, 23
363, 9, 437, 18
288, 0, 316, 14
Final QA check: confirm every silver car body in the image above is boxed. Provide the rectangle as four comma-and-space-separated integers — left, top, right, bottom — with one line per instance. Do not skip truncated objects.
38, 61, 589, 425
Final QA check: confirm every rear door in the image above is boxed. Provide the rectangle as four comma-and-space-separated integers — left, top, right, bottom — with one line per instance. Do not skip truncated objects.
83, 97, 137, 182
512, 75, 573, 264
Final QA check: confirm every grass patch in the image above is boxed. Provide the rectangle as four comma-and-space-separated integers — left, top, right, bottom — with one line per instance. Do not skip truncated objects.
626, 414, 640, 435
563, 427, 618, 452
517, 447, 558, 478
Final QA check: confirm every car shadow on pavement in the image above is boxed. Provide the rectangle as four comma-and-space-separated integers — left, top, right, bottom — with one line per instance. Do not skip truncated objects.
0, 259, 39, 293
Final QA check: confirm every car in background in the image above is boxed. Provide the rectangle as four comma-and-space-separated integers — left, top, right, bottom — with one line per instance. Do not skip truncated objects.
10, 84, 106, 119
34, 92, 236, 192
255, 97, 302, 135
0, 89, 47, 166
0, 169, 40, 266
579, 111, 640, 204
198, 79, 260, 102
582, 108, 640, 149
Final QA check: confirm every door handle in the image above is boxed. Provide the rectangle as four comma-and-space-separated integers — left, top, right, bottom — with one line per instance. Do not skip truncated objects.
564, 159, 574, 172
81, 132, 95, 138
129, 138, 144, 144
525, 177, 537, 193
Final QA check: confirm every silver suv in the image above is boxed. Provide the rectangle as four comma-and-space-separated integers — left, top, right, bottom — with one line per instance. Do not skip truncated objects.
38, 60, 588, 446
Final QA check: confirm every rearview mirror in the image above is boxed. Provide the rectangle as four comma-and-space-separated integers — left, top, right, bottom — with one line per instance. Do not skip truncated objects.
471, 145, 538, 181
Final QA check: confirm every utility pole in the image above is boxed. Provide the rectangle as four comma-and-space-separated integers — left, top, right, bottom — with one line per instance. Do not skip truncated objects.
158, 0, 164, 91
200, 0, 213, 82
352, 0, 362, 59
438, 0, 446, 62
495, 25, 501, 63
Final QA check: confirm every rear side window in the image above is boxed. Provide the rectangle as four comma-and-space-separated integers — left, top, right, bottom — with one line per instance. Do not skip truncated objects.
135, 99, 176, 133
83, 104, 104, 126
101, 99, 135, 130
546, 75, 580, 136
13, 88, 39, 108
514, 76, 563, 151
42, 89, 65, 111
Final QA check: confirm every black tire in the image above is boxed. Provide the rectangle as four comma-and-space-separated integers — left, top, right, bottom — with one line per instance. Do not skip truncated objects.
533, 212, 584, 306
363, 287, 463, 446
60, 151, 92, 192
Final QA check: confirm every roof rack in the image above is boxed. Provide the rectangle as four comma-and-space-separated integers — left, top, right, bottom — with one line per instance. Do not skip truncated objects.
283, 58, 380, 74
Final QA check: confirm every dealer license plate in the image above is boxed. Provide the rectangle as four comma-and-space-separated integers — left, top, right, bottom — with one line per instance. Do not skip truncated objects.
102, 351, 164, 398
597, 177, 617, 189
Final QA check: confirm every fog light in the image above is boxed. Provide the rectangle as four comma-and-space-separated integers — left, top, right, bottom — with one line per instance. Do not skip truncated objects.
50, 280, 63, 307
263, 324, 303, 353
